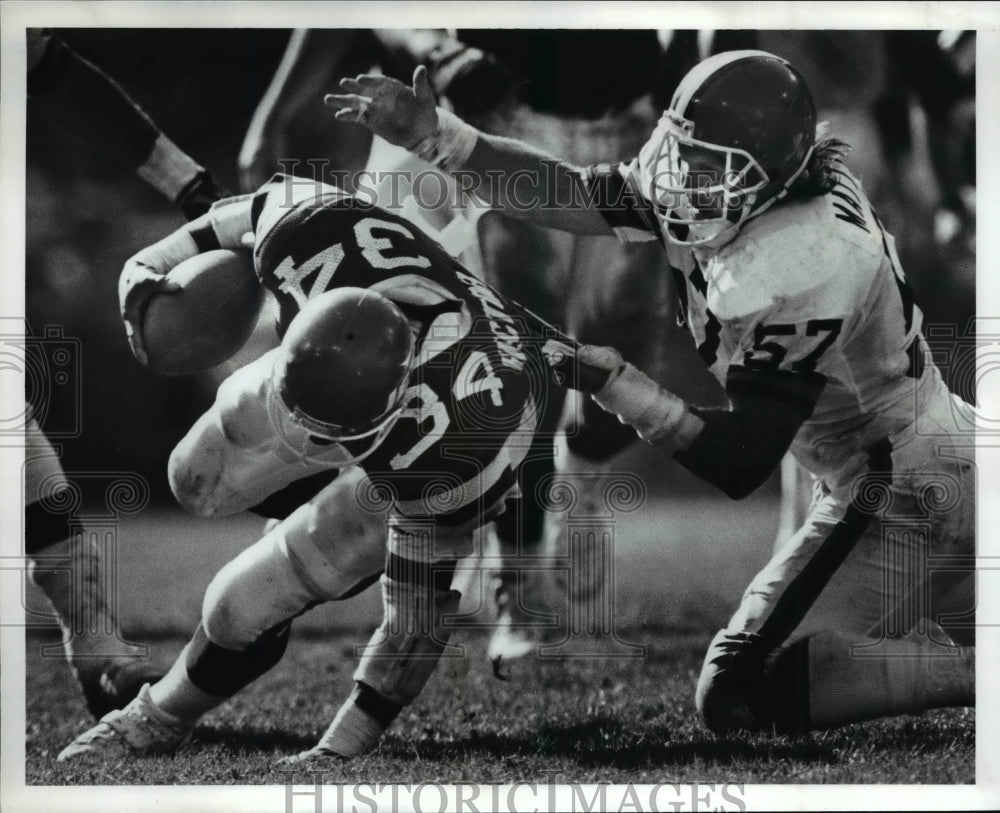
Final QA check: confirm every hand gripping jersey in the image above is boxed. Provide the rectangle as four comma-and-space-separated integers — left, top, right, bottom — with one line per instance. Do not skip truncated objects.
212, 176, 543, 549
585, 159, 945, 479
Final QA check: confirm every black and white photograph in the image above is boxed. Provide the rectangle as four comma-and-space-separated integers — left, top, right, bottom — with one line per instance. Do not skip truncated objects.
2, 2, 998, 811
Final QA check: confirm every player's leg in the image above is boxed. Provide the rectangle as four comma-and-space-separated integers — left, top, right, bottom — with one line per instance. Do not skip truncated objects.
696, 419, 976, 734
781, 395, 977, 729
27, 29, 221, 219
24, 416, 161, 718
287, 525, 472, 762
57, 468, 387, 761
773, 454, 814, 553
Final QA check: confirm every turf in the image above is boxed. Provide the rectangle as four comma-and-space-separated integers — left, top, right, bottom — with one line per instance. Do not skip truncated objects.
25, 627, 974, 785
22, 493, 975, 786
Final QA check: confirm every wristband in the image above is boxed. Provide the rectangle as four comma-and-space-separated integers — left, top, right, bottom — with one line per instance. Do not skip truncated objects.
593, 362, 701, 450
126, 228, 200, 278
411, 108, 479, 172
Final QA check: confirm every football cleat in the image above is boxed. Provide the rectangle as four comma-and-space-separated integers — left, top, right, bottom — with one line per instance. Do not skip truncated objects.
486, 569, 559, 672
78, 659, 167, 720
57, 684, 193, 762
276, 746, 349, 766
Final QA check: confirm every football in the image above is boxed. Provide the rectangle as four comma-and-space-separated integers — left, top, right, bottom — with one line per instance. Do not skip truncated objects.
141, 249, 262, 376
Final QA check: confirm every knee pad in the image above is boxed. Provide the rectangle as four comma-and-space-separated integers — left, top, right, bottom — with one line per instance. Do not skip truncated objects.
168, 410, 227, 518
281, 471, 387, 600
202, 526, 321, 650
169, 351, 284, 518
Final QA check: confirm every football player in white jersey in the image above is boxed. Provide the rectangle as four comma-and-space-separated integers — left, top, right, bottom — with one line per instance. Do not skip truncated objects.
58, 175, 559, 761
323, 50, 976, 733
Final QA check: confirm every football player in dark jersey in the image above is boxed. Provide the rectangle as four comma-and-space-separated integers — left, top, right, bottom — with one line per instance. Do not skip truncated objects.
25, 28, 223, 717
238, 28, 681, 663
58, 174, 566, 761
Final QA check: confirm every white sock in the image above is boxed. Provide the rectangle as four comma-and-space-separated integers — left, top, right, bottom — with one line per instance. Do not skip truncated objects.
313, 699, 385, 757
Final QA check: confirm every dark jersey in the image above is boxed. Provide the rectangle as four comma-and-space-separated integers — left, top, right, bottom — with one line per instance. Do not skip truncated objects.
218, 176, 544, 532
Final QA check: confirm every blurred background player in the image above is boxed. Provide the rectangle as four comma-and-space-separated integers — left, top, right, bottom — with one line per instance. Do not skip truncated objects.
58, 174, 561, 762
24, 28, 222, 716
323, 48, 976, 733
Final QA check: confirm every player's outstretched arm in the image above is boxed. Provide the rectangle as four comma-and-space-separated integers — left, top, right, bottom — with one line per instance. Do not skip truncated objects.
28, 29, 221, 220
325, 67, 614, 236
578, 345, 818, 500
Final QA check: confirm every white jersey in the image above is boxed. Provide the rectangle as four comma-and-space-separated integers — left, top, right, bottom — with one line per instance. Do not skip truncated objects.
589, 160, 948, 478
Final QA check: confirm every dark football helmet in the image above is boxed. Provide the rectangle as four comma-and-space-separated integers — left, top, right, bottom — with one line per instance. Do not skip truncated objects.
638, 50, 818, 246
267, 287, 415, 465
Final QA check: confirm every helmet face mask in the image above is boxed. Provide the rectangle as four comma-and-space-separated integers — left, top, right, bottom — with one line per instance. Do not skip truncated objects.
265, 358, 410, 467
640, 112, 771, 246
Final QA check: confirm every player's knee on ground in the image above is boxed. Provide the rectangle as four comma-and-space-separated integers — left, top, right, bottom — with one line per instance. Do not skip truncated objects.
695, 628, 809, 735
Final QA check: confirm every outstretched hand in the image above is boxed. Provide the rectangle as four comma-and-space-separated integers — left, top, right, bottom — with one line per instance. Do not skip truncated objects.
325, 66, 439, 150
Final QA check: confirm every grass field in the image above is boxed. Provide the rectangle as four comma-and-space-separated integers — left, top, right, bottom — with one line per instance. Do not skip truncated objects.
22, 483, 976, 786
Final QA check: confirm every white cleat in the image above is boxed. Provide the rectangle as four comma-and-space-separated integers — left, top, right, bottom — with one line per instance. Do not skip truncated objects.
57, 684, 193, 762
277, 746, 348, 766
486, 569, 559, 673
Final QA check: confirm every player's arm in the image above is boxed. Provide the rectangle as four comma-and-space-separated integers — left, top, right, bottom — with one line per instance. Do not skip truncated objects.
325, 67, 615, 236
578, 346, 825, 500
28, 29, 220, 219
118, 193, 259, 363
